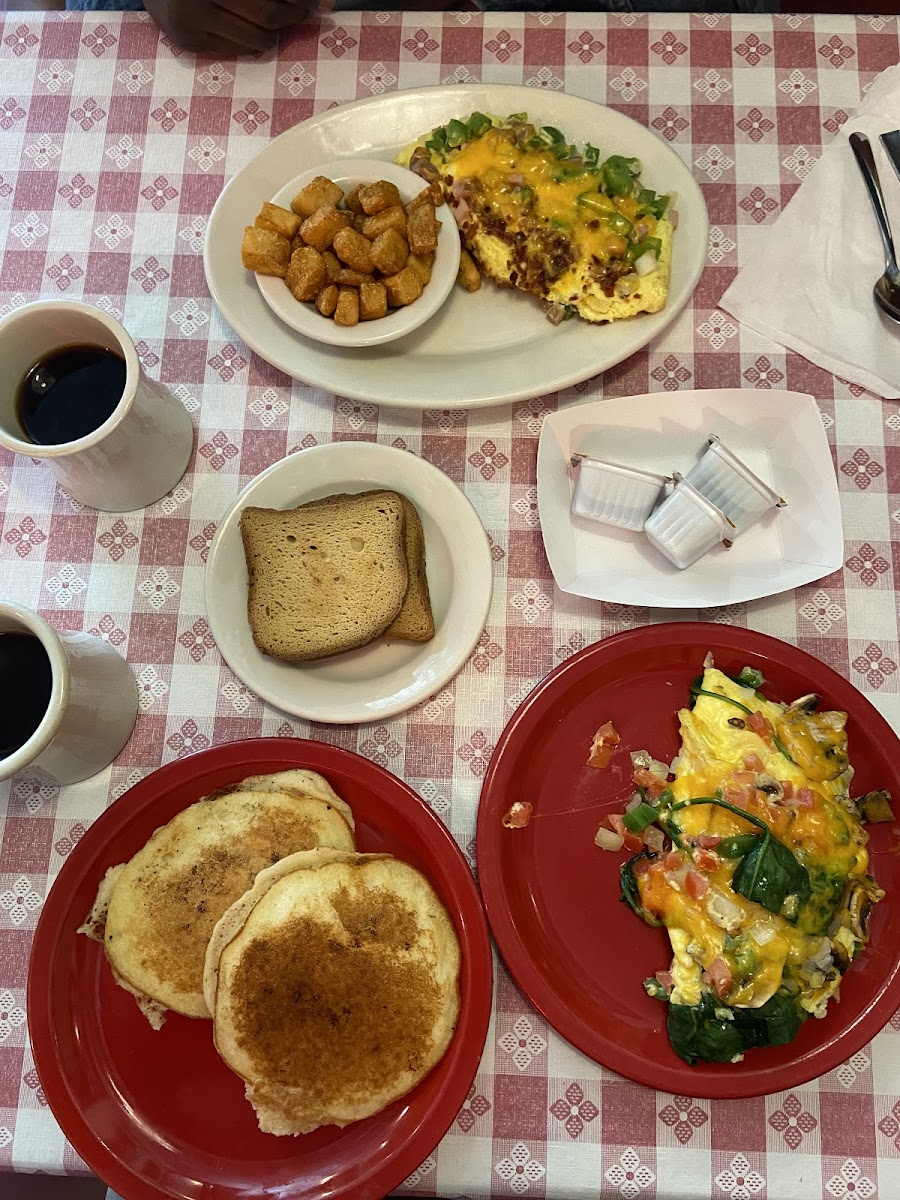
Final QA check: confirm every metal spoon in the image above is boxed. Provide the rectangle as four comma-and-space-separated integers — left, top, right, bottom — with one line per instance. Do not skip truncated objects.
849, 131, 900, 324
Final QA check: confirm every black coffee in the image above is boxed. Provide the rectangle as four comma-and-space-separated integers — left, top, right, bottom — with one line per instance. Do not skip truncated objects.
16, 344, 127, 445
0, 633, 53, 759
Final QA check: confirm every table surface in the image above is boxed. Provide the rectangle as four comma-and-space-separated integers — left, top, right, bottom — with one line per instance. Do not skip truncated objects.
1, 9, 900, 1199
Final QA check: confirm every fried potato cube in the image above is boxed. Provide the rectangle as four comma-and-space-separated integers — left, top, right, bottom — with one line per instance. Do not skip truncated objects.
361, 205, 407, 240
333, 268, 371, 287
290, 233, 306, 257
457, 248, 481, 292
285, 246, 326, 302
370, 228, 408, 277
383, 265, 424, 308
406, 253, 432, 286
299, 204, 351, 252
241, 226, 291, 278
359, 279, 388, 321
332, 227, 375, 274
316, 283, 339, 317
291, 175, 344, 218
351, 212, 368, 234
334, 286, 359, 327
345, 185, 365, 214
358, 179, 402, 215
323, 250, 341, 282
255, 202, 301, 241
406, 199, 439, 256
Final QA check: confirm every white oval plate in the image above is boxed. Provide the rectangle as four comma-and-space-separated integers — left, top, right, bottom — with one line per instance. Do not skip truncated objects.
257, 159, 460, 348
205, 443, 493, 724
204, 84, 708, 410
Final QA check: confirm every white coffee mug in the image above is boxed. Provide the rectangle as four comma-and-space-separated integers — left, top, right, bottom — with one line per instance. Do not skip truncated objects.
0, 602, 138, 785
0, 300, 194, 512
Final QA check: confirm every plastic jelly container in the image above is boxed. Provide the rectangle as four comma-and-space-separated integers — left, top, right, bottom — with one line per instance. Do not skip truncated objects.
643, 476, 734, 569
685, 436, 785, 535
570, 453, 669, 533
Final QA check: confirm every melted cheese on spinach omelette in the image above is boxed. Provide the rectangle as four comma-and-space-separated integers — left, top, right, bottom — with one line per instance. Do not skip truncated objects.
399, 112, 673, 324
617, 664, 887, 1066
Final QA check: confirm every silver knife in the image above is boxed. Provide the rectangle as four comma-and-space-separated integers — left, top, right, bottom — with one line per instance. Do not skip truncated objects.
880, 130, 900, 185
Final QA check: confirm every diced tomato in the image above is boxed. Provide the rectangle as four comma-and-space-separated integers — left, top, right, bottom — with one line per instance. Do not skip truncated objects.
663, 851, 683, 871
747, 711, 774, 744
685, 870, 710, 900
733, 770, 756, 786
502, 801, 533, 829
695, 848, 720, 872
781, 781, 795, 801
623, 831, 644, 853
724, 784, 756, 811
633, 856, 652, 877
633, 768, 668, 799
743, 752, 766, 773
704, 956, 733, 999
793, 787, 816, 809
608, 813, 626, 835
697, 833, 722, 849
655, 970, 674, 991
643, 825, 666, 854
587, 721, 620, 768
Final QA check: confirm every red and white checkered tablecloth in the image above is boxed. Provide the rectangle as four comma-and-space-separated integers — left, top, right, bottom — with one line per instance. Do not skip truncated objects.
1, 9, 900, 1198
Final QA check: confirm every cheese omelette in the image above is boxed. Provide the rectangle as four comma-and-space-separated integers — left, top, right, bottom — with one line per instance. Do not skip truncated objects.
400, 111, 673, 324
601, 661, 889, 1065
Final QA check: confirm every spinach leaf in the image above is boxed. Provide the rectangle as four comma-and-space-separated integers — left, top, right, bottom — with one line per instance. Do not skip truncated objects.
668, 991, 806, 1065
671, 797, 811, 918
620, 852, 662, 927
732, 832, 811, 919
717, 833, 762, 858
667, 994, 745, 1065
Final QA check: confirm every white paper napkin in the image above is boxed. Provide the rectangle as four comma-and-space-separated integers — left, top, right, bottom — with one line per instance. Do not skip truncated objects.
720, 64, 900, 399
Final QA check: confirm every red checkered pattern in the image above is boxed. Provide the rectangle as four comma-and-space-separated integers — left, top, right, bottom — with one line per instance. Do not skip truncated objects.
1, 10, 900, 1197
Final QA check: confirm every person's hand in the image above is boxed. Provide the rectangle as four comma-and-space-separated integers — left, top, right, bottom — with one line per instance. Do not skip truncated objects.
144, 0, 322, 55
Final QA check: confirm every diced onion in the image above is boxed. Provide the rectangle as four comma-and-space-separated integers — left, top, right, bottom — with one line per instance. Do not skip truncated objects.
647, 758, 670, 779
644, 826, 666, 854
706, 890, 742, 932
595, 826, 625, 851
634, 252, 658, 277
631, 750, 652, 770
703, 651, 715, 669
626, 792, 643, 812
669, 208, 679, 230
749, 921, 775, 946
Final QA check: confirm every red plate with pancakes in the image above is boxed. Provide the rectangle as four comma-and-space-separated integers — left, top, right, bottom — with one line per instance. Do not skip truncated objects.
28, 738, 492, 1200
476, 625, 900, 1098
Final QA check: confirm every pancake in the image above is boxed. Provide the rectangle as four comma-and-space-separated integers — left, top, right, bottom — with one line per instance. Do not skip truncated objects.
234, 769, 356, 832
206, 849, 461, 1135
79, 784, 356, 1025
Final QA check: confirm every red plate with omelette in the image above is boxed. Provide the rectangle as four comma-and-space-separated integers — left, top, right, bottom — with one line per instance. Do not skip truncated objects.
476, 625, 900, 1098
28, 739, 492, 1200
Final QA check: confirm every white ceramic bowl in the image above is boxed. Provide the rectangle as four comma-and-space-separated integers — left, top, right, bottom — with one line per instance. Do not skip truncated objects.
570, 453, 668, 532
254, 159, 461, 349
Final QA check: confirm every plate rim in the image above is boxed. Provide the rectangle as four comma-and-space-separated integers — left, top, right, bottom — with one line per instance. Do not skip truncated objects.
536, 388, 845, 608
203, 83, 709, 409
476, 623, 900, 1099
204, 442, 493, 724
27, 736, 493, 1200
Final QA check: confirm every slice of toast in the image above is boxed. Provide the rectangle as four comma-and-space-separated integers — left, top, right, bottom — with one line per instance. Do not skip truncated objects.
301, 491, 434, 644
239, 491, 407, 662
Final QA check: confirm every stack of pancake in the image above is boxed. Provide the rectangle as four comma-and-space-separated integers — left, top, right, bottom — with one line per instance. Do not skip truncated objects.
79, 770, 461, 1135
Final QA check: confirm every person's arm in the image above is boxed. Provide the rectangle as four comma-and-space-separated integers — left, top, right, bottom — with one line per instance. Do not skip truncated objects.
143, 0, 325, 54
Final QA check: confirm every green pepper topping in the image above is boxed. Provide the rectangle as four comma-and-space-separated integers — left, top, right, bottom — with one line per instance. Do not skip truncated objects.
623, 802, 660, 833
445, 118, 469, 148
466, 111, 492, 137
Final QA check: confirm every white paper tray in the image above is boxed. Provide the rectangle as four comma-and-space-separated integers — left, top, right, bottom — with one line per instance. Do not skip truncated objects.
536, 389, 843, 609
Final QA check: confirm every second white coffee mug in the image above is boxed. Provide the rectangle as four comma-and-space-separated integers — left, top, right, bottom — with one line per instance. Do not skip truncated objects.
0, 300, 194, 512
0, 601, 138, 785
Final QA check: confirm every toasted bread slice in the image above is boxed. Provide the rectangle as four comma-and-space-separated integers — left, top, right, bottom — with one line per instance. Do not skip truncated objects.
301, 491, 433, 644
207, 850, 461, 1135
384, 496, 434, 642
82, 789, 355, 1025
239, 491, 407, 662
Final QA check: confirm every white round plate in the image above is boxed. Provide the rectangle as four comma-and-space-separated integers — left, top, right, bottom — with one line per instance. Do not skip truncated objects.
257, 159, 460, 348
204, 84, 709, 410
205, 443, 493, 724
